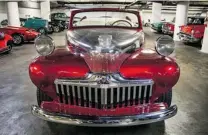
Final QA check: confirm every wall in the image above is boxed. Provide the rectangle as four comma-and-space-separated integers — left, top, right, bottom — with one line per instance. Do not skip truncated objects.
0, 1, 40, 22
141, 10, 207, 23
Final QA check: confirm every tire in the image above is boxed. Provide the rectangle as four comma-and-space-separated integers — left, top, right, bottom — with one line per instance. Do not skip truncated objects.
37, 88, 52, 106
53, 26, 60, 33
38, 28, 47, 35
156, 90, 172, 107
12, 34, 23, 45
5, 40, 13, 54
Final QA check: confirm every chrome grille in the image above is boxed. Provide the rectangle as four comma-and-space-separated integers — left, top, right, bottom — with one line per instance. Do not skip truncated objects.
54, 74, 153, 109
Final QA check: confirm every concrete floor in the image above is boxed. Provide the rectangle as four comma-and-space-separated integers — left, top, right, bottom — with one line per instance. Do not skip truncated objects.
0, 27, 208, 135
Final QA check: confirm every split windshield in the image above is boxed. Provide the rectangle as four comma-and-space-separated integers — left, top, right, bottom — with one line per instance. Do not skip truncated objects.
72, 11, 139, 28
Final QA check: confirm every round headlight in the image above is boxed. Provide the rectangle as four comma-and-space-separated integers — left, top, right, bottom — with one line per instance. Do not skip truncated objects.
35, 35, 55, 56
155, 35, 175, 56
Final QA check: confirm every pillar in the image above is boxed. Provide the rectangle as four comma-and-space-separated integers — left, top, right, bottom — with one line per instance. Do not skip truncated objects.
151, 2, 162, 23
173, 2, 189, 41
201, 27, 208, 53
6, 2, 20, 26
40, 0, 50, 21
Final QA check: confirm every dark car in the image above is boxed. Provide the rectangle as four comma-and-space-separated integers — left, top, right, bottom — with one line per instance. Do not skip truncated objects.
49, 20, 65, 33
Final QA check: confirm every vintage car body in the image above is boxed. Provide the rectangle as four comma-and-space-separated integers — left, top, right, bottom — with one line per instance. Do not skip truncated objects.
151, 21, 166, 33
162, 22, 175, 35
0, 32, 13, 54
0, 26, 39, 45
30, 8, 180, 127
178, 17, 206, 44
24, 18, 51, 34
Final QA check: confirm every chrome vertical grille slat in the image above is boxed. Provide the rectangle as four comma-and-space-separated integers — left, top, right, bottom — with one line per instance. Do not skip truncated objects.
55, 77, 153, 109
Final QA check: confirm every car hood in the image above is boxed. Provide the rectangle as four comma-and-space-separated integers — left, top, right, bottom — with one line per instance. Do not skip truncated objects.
67, 28, 143, 50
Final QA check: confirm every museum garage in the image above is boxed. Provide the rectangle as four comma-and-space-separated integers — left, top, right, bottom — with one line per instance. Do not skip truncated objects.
0, 0, 208, 134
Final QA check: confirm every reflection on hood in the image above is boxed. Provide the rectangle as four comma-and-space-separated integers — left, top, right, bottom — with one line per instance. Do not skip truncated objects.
67, 28, 142, 51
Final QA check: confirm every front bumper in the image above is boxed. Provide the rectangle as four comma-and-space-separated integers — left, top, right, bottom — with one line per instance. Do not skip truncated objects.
178, 32, 200, 43
31, 105, 177, 127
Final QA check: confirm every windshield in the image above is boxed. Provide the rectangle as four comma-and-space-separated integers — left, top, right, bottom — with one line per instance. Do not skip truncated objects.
72, 11, 139, 28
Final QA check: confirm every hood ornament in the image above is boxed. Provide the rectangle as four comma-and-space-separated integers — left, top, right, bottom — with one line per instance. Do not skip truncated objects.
97, 75, 110, 84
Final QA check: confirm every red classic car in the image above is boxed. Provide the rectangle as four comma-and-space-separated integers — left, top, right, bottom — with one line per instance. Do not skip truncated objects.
0, 32, 13, 54
178, 17, 206, 45
29, 8, 180, 127
0, 26, 39, 45
162, 18, 175, 35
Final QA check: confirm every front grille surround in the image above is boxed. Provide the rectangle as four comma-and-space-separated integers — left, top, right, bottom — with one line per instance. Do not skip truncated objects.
55, 74, 154, 109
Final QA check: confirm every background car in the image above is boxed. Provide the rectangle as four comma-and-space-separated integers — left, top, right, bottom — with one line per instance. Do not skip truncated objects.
0, 32, 13, 54
151, 20, 166, 33
162, 18, 175, 35
0, 26, 39, 45
178, 16, 206, 45
23, 18, 51, 35
1, 18, 27, 27
49, 20, 65, 33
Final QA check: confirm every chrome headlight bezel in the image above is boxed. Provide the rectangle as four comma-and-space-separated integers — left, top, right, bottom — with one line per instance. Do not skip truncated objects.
155, 35, 175, 57
34, 35, 55, 56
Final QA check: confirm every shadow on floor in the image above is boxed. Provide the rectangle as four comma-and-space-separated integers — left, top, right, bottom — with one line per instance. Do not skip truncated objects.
47, 121, 166, 135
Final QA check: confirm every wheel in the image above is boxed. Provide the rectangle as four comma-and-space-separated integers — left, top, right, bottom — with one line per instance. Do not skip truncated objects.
37, 88, 52, 106
4, 40, 13, 54
145, 23, 148, 27
156, 90, 172, 107
12, 34, 23, 45
53, 25, 60, 33
47, 26, 54, 34
38, 28, 47, 35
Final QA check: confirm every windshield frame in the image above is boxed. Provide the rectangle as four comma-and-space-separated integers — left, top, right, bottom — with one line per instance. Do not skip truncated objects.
69, 8, 142, 30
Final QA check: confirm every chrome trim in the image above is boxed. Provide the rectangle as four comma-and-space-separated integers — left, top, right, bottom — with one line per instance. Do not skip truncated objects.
31, 105, 177, 127
55, 74, 154, 109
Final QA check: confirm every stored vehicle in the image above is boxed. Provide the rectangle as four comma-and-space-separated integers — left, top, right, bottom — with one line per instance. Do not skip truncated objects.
162, 18, 175, 35
1, 18, 27, 26
151, 21, 166, 33
0, 26, 39, 45
24, 18, 51, 34
0, 32, 13, 54
50, 12, 81, 29
49, 21, 65, 33
178, 17, 206, 45
30, 8, 180, 127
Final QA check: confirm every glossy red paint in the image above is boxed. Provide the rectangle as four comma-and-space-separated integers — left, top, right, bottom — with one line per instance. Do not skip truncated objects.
29, 8, 180, 117
29, 48, 90, 98
0, 34, 13, 53
164, 22, 175, 33
179, 17, 206, 39
0, 26, 39, 43
120, 49, 180, 101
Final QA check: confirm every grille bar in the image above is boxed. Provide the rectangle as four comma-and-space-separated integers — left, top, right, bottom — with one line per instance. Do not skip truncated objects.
55, 83, 153, 109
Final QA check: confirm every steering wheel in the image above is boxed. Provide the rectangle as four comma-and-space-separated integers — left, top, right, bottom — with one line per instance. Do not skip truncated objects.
111, 20, 132, 27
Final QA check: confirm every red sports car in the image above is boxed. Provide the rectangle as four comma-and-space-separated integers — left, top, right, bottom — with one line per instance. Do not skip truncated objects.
0, 26, 39, 45
0, 32, 13, 54
29, 8, 180, 127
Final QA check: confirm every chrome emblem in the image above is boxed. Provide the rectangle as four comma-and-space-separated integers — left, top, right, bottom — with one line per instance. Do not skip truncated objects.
97, 75, 110, 84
